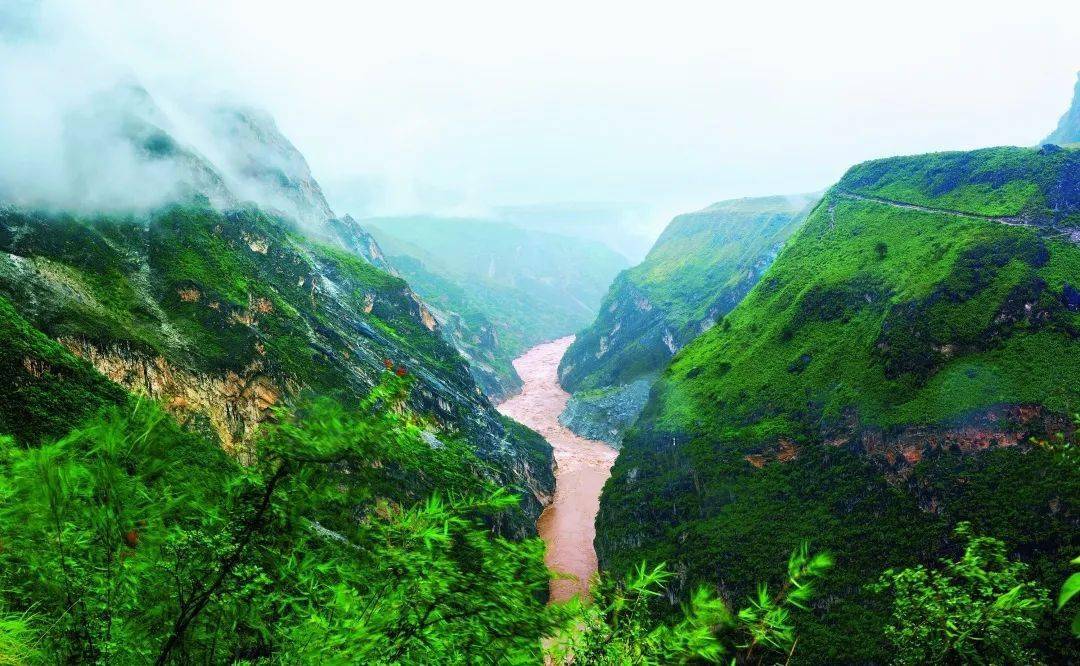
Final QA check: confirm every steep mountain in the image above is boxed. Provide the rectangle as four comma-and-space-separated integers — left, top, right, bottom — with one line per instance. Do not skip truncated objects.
596, 146, 1080, 661
1045, 71, 1080, 145
61, 83, 510, 403
558, 195, 816, 443
202, 105, 336, 226
365, 216, 629, 399
383, 252, 524, 399
0, 202, 553, 537
64, 84, 238, 211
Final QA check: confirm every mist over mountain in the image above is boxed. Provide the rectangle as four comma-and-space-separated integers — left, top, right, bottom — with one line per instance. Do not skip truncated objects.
1045, 71, 1080, 145
1, 73, 334, 226
5, 1, 1076, 217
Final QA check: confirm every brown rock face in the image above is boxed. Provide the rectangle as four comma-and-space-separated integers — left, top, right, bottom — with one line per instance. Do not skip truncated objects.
745, 404, 1069, 480
60, 338, 290, 460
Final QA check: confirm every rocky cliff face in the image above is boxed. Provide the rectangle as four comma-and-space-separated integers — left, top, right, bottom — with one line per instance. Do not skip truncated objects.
1045, 71, 1080, 145
557, 378, 652, 446
203, 105, 336, 226
558, 195, 815, 443
0, 203, 554, 537
595, 146, 1080, 662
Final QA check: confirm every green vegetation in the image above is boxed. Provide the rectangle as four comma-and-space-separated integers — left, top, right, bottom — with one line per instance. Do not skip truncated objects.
871, 523, 1050, 665
365, 215, 629, 398
0, 294, 127, 443
550, 544, 831, 665
0, 380, 839, 664
0, 380, 558, 663
1063, 556, 1080, 638
558, 194, 816, 443
597, 146, 1080, 662
1037, 413, 1080, 639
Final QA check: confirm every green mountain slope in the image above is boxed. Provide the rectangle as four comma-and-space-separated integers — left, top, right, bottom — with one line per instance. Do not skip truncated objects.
0, 203, 553, 537
596, 146, 1080, 662
365, 216, 629, 398
1045, 71, 1080, 145
557, 194, 816, 443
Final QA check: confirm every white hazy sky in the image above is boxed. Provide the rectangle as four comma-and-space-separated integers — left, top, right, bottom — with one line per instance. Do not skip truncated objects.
3, 0, 1080, 220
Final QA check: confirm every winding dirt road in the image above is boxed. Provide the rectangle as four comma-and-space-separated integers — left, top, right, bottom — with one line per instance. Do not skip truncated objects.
497, 336, 618, 602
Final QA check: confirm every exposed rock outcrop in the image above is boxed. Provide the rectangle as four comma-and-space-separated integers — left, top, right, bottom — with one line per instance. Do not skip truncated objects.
0, 203, 554, 538
59, 338, 289, 461
558, 377, 653, 446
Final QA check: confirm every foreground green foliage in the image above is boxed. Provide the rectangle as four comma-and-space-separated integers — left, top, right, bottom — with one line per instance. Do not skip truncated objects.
551, 544, 831, 665
871, 523, 1050, 664
1062, 556, 1080, 638
0, 383, 843, 664
598, 146, 1080, 662
0, 611, 36, 665
1038, 414, 1080, 639
0, 380, 558, 663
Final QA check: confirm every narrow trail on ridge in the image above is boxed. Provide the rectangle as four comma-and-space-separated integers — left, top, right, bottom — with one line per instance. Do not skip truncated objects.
497, 336, 618, 603
833, 190, 1080, 243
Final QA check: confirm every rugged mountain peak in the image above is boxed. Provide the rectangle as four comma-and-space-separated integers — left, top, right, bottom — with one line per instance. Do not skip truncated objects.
204, 105, 336, 225
63, 84, 404, 281
1044, 71, 1080, 145
65, 83, 237, 210
62, 84, 343, 232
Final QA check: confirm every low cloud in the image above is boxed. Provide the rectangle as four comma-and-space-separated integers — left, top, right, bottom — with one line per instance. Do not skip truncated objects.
1, 1, 1077, 220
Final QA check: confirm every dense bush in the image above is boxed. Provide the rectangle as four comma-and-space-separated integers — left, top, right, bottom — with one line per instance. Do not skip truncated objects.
550, 544, 831, 665
0, 379, 558, 663
871, 523, 1050, 664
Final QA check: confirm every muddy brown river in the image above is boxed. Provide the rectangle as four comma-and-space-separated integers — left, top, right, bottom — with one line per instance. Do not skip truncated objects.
497, 336, 618, 602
